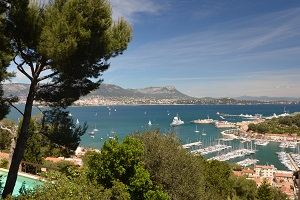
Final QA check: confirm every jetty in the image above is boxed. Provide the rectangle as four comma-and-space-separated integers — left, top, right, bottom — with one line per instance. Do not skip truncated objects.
277, 151, 299, 171
182, 141, 202, 149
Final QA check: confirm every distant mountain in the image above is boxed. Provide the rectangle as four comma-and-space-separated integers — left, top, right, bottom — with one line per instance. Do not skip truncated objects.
88, 84, 193, 99
235, 95, 300, 102
2, 83, 193, 100
2, 83, 30, 99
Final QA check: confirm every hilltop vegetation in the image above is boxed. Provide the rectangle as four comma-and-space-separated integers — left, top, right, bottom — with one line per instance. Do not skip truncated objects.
10, 129, 287, 200
248, 114, 300, 135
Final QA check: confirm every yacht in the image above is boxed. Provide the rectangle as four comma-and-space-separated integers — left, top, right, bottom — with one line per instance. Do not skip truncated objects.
170, 114, 184, 126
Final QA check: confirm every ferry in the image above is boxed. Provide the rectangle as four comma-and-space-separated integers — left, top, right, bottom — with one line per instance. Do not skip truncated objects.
191, 115, 214, 124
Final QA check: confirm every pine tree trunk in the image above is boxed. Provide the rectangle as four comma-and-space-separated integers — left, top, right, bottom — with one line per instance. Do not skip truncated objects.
2, 82, 36, 198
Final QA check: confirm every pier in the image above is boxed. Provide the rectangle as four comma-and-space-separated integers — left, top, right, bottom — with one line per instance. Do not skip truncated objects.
182, 141, 202, 149
287, 154, 299, 171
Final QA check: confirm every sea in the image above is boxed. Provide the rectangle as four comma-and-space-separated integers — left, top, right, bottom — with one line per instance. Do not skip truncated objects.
6, 103, 300, 170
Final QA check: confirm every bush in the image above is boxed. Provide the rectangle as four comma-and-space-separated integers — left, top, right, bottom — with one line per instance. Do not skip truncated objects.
0, 158, 9, 169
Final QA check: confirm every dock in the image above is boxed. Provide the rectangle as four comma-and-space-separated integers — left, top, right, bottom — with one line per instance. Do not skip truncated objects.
182, 141, 202, 149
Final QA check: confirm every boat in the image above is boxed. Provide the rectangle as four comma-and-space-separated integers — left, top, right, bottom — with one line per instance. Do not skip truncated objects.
76, 119, 79, 124
191, 115, 214, 124
148, 120, 152, 126
88, 131, 95, 135
90, 135, 94, 138
194, 125, 199, 133
93, 124, 99, 132
202, 128, 206, 136
170, 114, 184, 126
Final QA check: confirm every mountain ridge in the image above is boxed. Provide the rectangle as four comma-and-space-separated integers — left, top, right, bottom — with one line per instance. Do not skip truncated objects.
2, 83, 300, 102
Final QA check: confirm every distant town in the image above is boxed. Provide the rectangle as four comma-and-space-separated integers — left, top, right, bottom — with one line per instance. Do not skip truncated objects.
73, 96, 300, 106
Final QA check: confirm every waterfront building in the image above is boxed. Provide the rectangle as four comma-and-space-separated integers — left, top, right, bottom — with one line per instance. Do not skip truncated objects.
255, 165, 277, 178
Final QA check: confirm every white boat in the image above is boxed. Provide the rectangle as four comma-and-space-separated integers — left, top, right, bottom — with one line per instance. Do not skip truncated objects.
170, 114, 184, 126
148, 120, 152, 126
76, 119, 79, 124
194, 125, 199, 133
202, 128, 206, 136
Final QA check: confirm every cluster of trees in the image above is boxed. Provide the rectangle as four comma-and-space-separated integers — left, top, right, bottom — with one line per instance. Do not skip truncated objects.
0, 129, 286, 200
248, 114, 300, 135
0, 0, 132, 197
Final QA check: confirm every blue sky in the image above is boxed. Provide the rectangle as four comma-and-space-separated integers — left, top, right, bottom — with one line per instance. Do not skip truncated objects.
7, 0, 300, 98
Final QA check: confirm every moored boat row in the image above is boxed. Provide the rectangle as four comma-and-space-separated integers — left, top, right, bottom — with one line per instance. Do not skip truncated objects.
208, 148, 256, 162
237, 158, 259, 167
191, 144, 232, 155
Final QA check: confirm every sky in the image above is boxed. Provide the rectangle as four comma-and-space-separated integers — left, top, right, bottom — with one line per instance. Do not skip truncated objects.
7, 0, 300, 98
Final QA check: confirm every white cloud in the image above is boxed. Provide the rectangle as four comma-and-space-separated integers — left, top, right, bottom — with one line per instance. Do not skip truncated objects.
109, 0, 164, 23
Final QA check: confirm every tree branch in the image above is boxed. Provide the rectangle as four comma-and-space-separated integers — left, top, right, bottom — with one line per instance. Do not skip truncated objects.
37, 71, 60, 82
17, 65, 32, 81
9, 103, 24, 116
0, 125, 17, 135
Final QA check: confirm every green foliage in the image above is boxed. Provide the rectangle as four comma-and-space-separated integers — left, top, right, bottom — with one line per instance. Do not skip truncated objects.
0, 119, 14, 150
17, 170, 112, 200
0, 158, 9, 169
136, 129, 209, 200
257, 179, 274, 200
271, 187, 289, 200
229, 162, 243, 171
248, 114, 300, 135
86, 136, 170, 200
204, 160, 234, 199
41, 108, 87, 154
230, 175, 257, 200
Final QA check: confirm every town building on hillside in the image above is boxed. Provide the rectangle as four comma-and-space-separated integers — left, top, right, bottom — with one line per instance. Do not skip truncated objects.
241, 168, 256, 178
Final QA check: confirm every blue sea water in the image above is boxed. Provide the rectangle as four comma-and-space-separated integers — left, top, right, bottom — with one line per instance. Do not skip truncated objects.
6, 104, 300, 170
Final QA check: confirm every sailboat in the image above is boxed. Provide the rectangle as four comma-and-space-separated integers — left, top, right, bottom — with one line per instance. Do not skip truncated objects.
194, 125, 199, 133
76, 119, 79, 124
148, 120, 152, 126
202, 128, 206, 136
93, 125, 99, 132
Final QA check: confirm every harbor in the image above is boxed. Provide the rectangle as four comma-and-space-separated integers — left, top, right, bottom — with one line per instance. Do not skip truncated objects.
6, 104, 300, 171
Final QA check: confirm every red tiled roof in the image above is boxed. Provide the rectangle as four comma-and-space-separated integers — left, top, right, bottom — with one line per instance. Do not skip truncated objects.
242, 169, 255, 173
233, 171, 242, 176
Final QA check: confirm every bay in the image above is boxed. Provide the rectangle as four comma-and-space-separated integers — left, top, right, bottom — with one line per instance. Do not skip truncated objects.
6, 104, 300, 170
